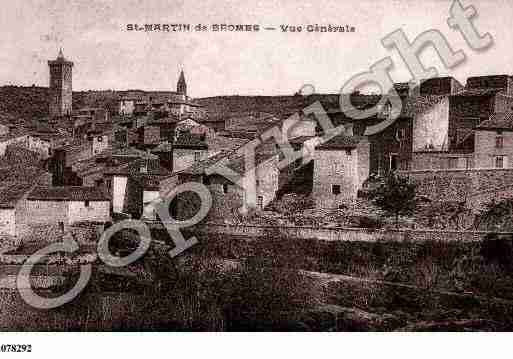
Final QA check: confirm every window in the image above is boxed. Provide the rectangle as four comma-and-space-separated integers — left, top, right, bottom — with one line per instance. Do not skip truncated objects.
222, 183, 229, 194
496, 134, 504, 149
255, 179, 260, 187
203, 176, 211, 185
194, 151, 201, 162
84, 200, 90, 207
495, 156, 505, 168
345, 149, 352, 156
332, 184, 341, 195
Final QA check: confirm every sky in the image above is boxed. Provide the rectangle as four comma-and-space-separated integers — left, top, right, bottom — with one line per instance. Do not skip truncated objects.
0, 0, 512, 97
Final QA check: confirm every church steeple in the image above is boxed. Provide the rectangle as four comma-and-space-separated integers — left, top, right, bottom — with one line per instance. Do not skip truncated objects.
177, 69, 187, 97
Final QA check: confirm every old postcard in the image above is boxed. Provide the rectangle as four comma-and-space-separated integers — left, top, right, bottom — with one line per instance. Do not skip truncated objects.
0, 0, 512, 356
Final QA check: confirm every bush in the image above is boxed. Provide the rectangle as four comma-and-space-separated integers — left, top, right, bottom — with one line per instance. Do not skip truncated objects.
218, 232, 325, 329
480, 234, 513, 271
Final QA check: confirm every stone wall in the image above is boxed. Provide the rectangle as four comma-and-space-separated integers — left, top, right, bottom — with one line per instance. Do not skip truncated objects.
195, 223, 495, 242
411, 152, 473, 171
404, 168, 513, 209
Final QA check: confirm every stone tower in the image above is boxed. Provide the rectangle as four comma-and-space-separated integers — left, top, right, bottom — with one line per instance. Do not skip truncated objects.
177, 69, 187, 97
48, 49, 73, 118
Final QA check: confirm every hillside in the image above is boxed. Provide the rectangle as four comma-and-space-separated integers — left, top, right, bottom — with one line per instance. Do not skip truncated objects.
0, 85, 380, 127
196, 94, 340, 121
0, 86, 121, 123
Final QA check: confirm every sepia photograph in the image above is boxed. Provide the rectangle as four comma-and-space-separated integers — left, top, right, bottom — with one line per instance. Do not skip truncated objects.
0, 0, 512, 356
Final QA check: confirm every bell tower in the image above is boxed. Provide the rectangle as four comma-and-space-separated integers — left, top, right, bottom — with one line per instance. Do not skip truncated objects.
177, 69, 187, 97
48, 49, 73, 118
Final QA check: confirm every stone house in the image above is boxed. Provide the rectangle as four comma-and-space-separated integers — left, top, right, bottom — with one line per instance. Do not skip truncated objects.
50, 134, 111, 186
402, 77, 513, 171
324, 76, 513, 174
72, 146, 159, 188
174, 118, 215, 140
105, 157, 172, 219
161, 143, 281, 223
172, 132, 209, 172
474, 112, 513, 169
312, 134, 370, 208
119, 96, 137, 116
24, 186, 110, 226
72, 107, 109, 126
0, 182, 37, 237
150, 142, 173, 172
117, 71, 206, 120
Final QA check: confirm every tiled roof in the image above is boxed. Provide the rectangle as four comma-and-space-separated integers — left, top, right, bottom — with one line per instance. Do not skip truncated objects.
315, 134, 362, 150
110, 146, 157, 159
176, 151, 232, 176
105, 158, 171, 177
27, 186, 110, 201
0, 182, 35, 208
206, 135, 248, 152
73, 160, 107, 177
151, 142, 173, 152
173, 132, 207, 149
147, 115, 180, 125
476, 112, 513, 130
0, 164, 48, 183
177, 139, 278, 177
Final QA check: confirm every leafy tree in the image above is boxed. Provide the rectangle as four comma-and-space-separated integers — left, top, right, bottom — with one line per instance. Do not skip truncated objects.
474, 198, 513, 231
369, 173, 417, 228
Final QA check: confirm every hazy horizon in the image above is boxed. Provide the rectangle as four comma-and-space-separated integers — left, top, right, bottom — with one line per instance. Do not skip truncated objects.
1, 0, 512, 97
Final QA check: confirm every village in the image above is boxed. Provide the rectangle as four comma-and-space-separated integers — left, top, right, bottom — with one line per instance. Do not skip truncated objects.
1, 49, 513, 331
0, 51, 512, 237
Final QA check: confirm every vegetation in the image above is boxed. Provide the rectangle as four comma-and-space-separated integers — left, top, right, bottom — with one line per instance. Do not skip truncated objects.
369, 173, 417, 228
474, 198, 513, 231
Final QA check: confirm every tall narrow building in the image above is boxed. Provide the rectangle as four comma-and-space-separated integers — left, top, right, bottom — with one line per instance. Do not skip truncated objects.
48, 49, 73, 118
177, 69, 187, 97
